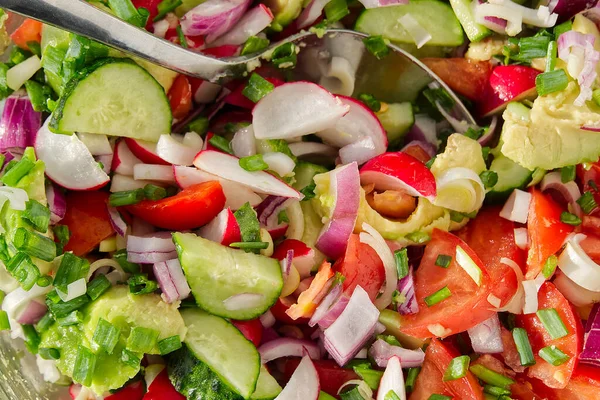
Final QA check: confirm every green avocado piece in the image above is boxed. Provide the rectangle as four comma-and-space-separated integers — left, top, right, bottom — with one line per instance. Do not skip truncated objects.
262, 0, 303, 31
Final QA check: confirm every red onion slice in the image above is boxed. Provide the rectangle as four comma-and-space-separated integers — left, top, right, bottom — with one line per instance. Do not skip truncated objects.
359, 0, 408, 7
153, 260, 179, 303
46, 182, 66, 225
128, 250, 178, 264
258, 337, 321, 363
467, 314, 504, 354
376, 356, 406, 400
127, 232, 176, 253
0, 92, 41, 152
108, 206, 127, 237
276, 355, 320, 400
540, 171, 583, 217
259, 310, 276, 328
368, 339, 425, 368
211, 5, 274, 46
16, 300, 47, 325
397, 266, 418, 315
180, 0, 252, 40
318, 295, 349, 329
308, 282, 342, 327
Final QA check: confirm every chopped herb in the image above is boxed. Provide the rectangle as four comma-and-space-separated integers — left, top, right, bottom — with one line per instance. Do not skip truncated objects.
423, 87, 455, 110
553, 20, 572, 38
464, 126, 485, 141
561, 165, 576, 183
187, 116, 209, 135
469, 364, 515, 388
0, 64, 10, 100
435, 254, 452, 269
39, 347, 60, 360
87, 275, 112, 301
46, 294, 90, 318
229, 241, 269, 250
405, 367, 421, 393
1, 156, 35, 187
57, 310, 84, 326
37, 275, 53, 287
22, 324, 40, 353
536, 308, 569, 339
427, 395, 451, 400
127, 326, 159, 353
239, 154, 269, 171
480, 170, 499, 189
109, 189, 145, 207
53, 225, 70, 247
158, 335, 182, 355
536, 69, 568, 96
363, 35, 389, 60
324, 0, 349, 23
121, 349, 141, 368
241, 36, 270, 56
277, 210, 289, 224
424, 286, 452, 307
577, 192, 598, 214
300, 181, 316, 200
107, 0, 148, 27
24, 80, 52, 113
271, 42, 297, 69
513, 35, 552, 63
113, 249, 141, 274
406, 231, 430, 244
23, 200, 51, 233
384, 391, 402, 400
358, 93, 381, 112
483, 385, 511, 397
53, 252, 90, 291
394, 248, 409, 279
6, 252, 41, 291
93, 318, 120, 354
13, 228, 56, 262
208, 135, 232, 154
176, 26, 187, 48
143, 184, 167, 201
542, 255, 558, 279
443, 355, 470, 381
35, 313, 54, 333
546, 40, 557, 72
127, 273, 158, 295
242, 73, 275, 103
234, 202, 261, 244
0, 310, 9, 331
539, 345, 570, 366
560, 211, 581, 226
512, 327, 536, 366
153, 0, 182, 21
73, 345, 97, 386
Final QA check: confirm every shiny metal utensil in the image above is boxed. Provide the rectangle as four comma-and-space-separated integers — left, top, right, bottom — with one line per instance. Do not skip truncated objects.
1, 0, 476, 124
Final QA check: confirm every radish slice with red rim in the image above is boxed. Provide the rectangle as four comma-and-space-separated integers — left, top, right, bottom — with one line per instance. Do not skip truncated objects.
76, 133, 112, 156
252, 82, 349, 140
112, 140, 142, 175
275, 355, 320, 400
197, 207, 241, 246
125, 138, 168, 165
156, 134, 203, 166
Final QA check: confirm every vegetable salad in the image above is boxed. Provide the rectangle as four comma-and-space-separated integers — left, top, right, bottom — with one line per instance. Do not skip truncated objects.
1, 0, 600, 399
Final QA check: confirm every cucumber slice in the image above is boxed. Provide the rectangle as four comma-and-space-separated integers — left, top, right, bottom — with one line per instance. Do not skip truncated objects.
251, 366, 282, 400
449, 0, 492, 42
377, 102, 414, 144
173, 232, 283, 320
50, 58, 172, 141
181, 309, 260, 399
355, 1, 464, 47
293, 161, 328, 191
486, 154, 533, 202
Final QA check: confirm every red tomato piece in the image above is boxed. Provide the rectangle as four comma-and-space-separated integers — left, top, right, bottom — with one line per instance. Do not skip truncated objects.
421, 58, 493, 101
411, 338, 484, 400
400, 229, 492, 339
583, 216, 600, 237
457, 206, 524, 307
143, 368, 185, 400
514, 282, 583, 389
577, 162, 600, 217
580, 234, 600, 264
106, 380, 145, 400
62, 191, 115, 256
283, 358, 358, 397
500, 325, 526, 373
270, 296, 310, 325
401, 142, 433, 164
526, 189, 574, 279
202, 45, 240, 58
231, 319, 263, 347
126, 181, 225, 231
332, 234, 386, 302
10, 19, 42, 51
168, 75, 193, 120
527, 365, 600, 400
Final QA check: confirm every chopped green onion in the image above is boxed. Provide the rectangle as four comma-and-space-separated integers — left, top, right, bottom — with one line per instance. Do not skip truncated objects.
593, 89, 600, 107
22, 324, 40, 353
241, 36, 270, 56
73, 345, 97, 386
450, 210, 466, 223
271, 42, 297, 69
143, 184, 167, 201
464, 126, 485, 141
53, 252, 90, 291
577, 192, 598, 214
394, 248, 409, 279
242, 73, 275, 103
35, 313, 54, 333
113, 249, 141, 274
0, 64, 10, 100
479, 170, 499, 189
108, 189, 145, 207
229, 241, 270, 250
158, 335, 182, 355
9, 47, 29, 65
560, 211, 581, 226
443, 355, 470, 381
513, 35, 551, 63
435, 254, 452, 269
39, 347, 60, 360
427, 395, 451, 400
153, 0, 182, 21
24, 80, 52, 113
424, 286, 452, 307
545, 40, 557, 72
107, 0, 148, 27
239, 154, 269, 171
127, 326, 159, 353
208, 135, 232, 154
176, 25, 187, 48
512, 327, 536, 366
553, 20, 572, 38
353, 365, 383, 390
539, 345, 570, 366
13, 228, 57, 262
92, 318, 120, 354
234, 202, 261, 243
384, 391, 402, 400
423, 87, 455, 110
324, 0, 349, 23
483, 385, 511, 397
46, 290, 61, 304
6, 252, 41, 291
481, 146, 491, 162
536, 69, 569, 96
127, 273, 158, 295
277, 210, 289, 225
46, 294, 90, 318
0, 157, 35, 187
121, 349, 141, 368
300, 181, 317, 200
536, 308, 569, 339
363, 35, 389, 60
23, 200, 51, 233
406, 231, 430, 244
187, 116, 209, 135
542, 255, 558, 279
469, 364, 515, 388
358, 93, 381, 112
54, 225, 71, 247
561, 165, 576, 183
87, 275, 112, 301
57, 310, 84, 326
0, 310, 9, 331
405, 367, 420, 393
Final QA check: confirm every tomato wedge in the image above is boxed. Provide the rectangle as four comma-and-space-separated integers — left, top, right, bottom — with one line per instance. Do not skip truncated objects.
577, 162, 600, 217
168, 74, 193, 120
526, 189, 574, 279
10, 19, 42, 51
332, 234, 385, 302
231, 319, 263, 347
421, 58, 492, 101
457, 206, 523, 307
411, 338, 484, 400
400, 229, 491, 339
105, 380, 145, 400
514, 282, 583, 389
529, 365, 600, 400
143, 368, 185, 400
62, 191, 115, 256
283, 358, 358, 397
126, 181, 225, 230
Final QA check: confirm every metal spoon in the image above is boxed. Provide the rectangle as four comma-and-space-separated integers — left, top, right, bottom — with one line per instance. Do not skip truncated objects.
1, 0, 476, 124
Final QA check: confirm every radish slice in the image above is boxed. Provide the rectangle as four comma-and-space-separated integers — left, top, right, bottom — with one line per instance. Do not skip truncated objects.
275, 355, 320, 400
193, 150, 302, 198
252, 82, 349, 140
211, 5, 274, 46
360, 152, 436, 199
198, 208, 241, 246
297, 0, 330, 28
156, 134, 202, 166
180, 0, 252, 39
35, 119, 109, 191
112, 140, 142, 175
376, 356, 407, 400
110, 174, 158, 192
315, 163, 360, 259
76, 133, 112, 156
133, 164, 176, 183
262, 152, 296, 177
288, 142, 338, 159
125, 138, 168, 165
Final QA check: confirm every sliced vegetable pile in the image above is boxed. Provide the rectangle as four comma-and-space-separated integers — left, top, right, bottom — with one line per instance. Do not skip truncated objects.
1, 0, 600, 399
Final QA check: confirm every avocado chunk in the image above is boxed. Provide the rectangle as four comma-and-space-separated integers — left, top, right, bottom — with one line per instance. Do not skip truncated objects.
262, 0, 303, 31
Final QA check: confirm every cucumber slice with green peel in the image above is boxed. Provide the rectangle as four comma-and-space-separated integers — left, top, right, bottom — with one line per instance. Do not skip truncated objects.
355, 1, 464, 47
50, 58, 172, 141
486, 153, 533, 203
251, 366, 282, 400
377, 102, 414, 145
292, 161, 328, 191
449, 0, 492, 42
180, 309, 261, 399
173, 232, 283, 320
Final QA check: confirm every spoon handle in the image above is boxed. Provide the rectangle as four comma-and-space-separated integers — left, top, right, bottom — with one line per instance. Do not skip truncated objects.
0, 0, 239, 82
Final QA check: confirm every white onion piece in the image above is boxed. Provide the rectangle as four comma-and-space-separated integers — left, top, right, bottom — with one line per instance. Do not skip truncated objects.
7, 56, 41, 90
56, 278, 87, 302
540, 171, 583, 216
500, 189, 531, 224
262, 152, 295, 177
434, 167, 486, 213
487, 294, 501, 308
253, 82, 349, 140
323, 286, 380, 366
522, 278, 541, 314
180, 0, 252, 39
156, 134, 201, 166
223, 293, 265, 311
36, 355, 61, 383
376, 356, 407, 400
558, 234, 600, 292
259, 309, 276, 328
456, 246, 483, 286
369, 339, 425, 368
297, 0, 330, 28
183, 131, 203, 149
194, 81, 222, 104
514, 228, 529, 250
76, 133, 112, 156
360, 223, 397, 310
0, 187, 28, 211
467, 315, 504, 354
46, 183, 66, 224
133, 164, 175, 183
259, 337, 321, 363
554, 271, 600, 306
87, 259, 126, 282
194, 150, 302, 198
274, 355, 320, 400
153, 19, 170, 38
339, 136, 379, 166
231, 125, 257, 158
288, 142, 338, 159
110, 174, 156, 192
211, 5, 274, 46
2, 285, 51, 321
308, 283, 342, 327
128, 232, 176, 253
397, 14, 431, 48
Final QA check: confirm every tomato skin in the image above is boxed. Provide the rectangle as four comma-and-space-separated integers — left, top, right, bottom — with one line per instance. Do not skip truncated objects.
528, 365, 600, 400
231, 319, 263, 347
143, 368, 185, 400
526, 189, 574, 279
168, 75, 193, 120
421, 58, 492, 101
400, 229, 492, 339
62, 191, 115, 256
457, 206, 523, 307
10, 19, 42, 51
126, 182, 225, 231
284, 358, 358, 397
515, 282, 583, 389
577, 163, 600, 217
332, 234, 385, 302
105, 380, 145, 400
